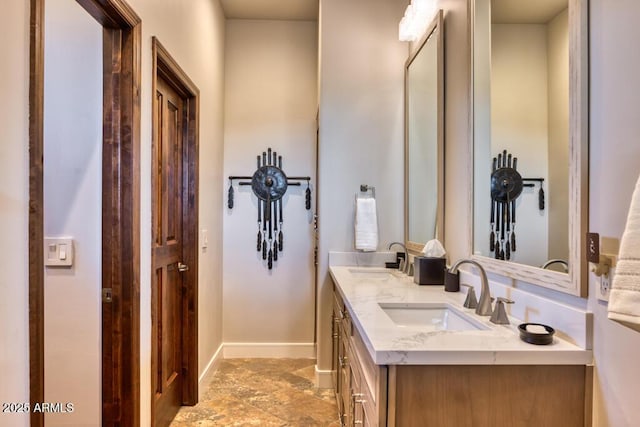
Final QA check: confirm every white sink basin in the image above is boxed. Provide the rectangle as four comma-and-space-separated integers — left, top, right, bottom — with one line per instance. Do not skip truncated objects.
348, 268, 395, 280
379, 303, 488, 331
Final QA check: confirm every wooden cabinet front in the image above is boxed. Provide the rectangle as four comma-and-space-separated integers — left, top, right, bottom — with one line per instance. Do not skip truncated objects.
330, 288, 591, 427
333, 288, 387, 426
387, 365, 591, 427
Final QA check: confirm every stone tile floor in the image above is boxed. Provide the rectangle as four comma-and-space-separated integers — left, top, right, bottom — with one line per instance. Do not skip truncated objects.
170, 358, 340, 426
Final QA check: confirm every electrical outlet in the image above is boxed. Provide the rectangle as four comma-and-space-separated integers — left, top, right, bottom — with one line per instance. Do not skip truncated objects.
597, 270, 613, 302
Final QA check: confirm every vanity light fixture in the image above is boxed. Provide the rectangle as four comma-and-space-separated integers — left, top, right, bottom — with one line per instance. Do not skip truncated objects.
398, 0, 436, 41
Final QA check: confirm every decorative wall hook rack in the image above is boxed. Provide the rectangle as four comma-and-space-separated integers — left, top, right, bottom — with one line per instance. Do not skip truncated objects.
228, 148, 311, 270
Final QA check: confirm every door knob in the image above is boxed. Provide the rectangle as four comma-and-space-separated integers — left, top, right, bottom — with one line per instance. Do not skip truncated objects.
178, 262, 189, 272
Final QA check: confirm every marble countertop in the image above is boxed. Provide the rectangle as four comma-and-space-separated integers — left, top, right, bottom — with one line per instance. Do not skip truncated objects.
330, 266, 593, 365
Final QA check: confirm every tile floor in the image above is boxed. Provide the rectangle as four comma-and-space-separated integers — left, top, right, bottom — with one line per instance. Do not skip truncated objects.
170, 358, 340, 426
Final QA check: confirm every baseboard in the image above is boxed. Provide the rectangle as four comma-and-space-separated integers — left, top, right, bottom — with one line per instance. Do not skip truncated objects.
315, 365, 334, 389
223, 342, 316, 359
198, 343, 223, 400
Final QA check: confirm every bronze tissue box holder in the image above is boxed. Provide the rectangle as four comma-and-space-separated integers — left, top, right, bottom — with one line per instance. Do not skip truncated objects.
413, 256, 446, 285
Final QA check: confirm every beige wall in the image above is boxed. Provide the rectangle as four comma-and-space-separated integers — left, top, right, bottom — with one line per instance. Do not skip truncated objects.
316, 0, 407, 373
547, 9, 569, 261
43, 0, 102, 424
490, 24, 550, 266
438, 0, 473, 263
0, 1, 30, 426
222, 19, 318, 352
472, 0, 491, 257
589, 0, 640, 425
125, 1, 227, 424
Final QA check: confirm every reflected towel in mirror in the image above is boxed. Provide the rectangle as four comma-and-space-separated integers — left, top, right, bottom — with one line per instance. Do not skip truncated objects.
355, 197, 378, 252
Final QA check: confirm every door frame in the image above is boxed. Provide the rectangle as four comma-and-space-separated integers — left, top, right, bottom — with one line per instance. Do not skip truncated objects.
150, 36, 200, 422
29, 0, 141, 425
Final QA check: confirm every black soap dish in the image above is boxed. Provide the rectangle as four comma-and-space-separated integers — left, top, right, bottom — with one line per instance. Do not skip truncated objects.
518, 323, 555, 345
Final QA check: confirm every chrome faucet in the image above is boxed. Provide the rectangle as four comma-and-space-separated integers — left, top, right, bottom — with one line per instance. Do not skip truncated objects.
541, 259, 569, 273
448, 259, 493, 316
388, 242, 409, 274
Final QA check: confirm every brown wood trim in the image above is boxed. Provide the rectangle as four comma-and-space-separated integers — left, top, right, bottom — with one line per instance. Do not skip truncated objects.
584, 365, 594, 426
386, 366, 397, 427
29, 0, 141, 425
77, 0, 141, 28
100, 12, 142, 425
28, 0, 45, 426
151, 37, 200, 413
182, 92, 200, 407
154, 38, 200, 98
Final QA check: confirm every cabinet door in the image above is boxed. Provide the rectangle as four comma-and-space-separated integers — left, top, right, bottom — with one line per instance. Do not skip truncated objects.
348, 344, 368, 427
340, 327, 351, 425
332, 300, 341, 390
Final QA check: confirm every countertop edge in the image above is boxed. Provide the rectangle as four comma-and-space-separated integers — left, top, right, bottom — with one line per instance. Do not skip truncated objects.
330, 266, 593, 366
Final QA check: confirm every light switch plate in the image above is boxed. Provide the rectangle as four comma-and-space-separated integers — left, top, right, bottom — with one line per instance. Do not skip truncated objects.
44, 237, 74, 267
202, 229, 208, 249
587, 232, 600, 263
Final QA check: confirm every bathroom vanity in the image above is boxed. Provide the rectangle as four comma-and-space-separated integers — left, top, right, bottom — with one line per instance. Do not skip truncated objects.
330, 266, 592, 427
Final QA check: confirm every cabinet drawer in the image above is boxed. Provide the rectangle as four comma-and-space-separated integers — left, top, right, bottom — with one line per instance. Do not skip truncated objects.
351, 325, 387, 418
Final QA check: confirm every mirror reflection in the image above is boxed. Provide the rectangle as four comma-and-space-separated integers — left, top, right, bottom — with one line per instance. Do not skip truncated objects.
473, 0, 569, 271
406, 11, 444, 251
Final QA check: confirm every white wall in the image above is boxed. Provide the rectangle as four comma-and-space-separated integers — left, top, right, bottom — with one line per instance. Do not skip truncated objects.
490, 24, 549, 266
43, 0, 102, 424
222, 19, 318, 351
0, 1, 29, 426
590, 0, 640, 425
316, 0, 407, 374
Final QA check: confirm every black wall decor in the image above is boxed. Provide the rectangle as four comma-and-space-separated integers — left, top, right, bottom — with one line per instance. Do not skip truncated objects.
490, 149, 545, 261
228, 148, 311, 270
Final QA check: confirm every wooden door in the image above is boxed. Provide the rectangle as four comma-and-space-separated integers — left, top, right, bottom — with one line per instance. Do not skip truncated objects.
152, 75, 186, 427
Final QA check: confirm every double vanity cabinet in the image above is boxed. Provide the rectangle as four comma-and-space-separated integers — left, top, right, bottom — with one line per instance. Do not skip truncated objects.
330, 266, 593, 427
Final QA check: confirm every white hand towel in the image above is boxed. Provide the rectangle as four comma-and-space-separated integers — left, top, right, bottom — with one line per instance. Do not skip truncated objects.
355, 198, 378, 252
609, 174, 640, 330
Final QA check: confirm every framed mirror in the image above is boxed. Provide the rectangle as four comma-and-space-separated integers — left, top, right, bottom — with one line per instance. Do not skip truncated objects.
470, 0, 588, 296
405, 10, 445, 253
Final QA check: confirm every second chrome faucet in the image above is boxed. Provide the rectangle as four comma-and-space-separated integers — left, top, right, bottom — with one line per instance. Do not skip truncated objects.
448, 259, 493, 316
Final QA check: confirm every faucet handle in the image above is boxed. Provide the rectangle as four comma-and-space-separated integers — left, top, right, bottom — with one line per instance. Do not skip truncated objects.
460, 284, 478, 309
490, 297, 514, 325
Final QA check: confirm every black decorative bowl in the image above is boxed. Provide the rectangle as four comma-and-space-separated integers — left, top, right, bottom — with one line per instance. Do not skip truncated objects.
518, 323, 555, 345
